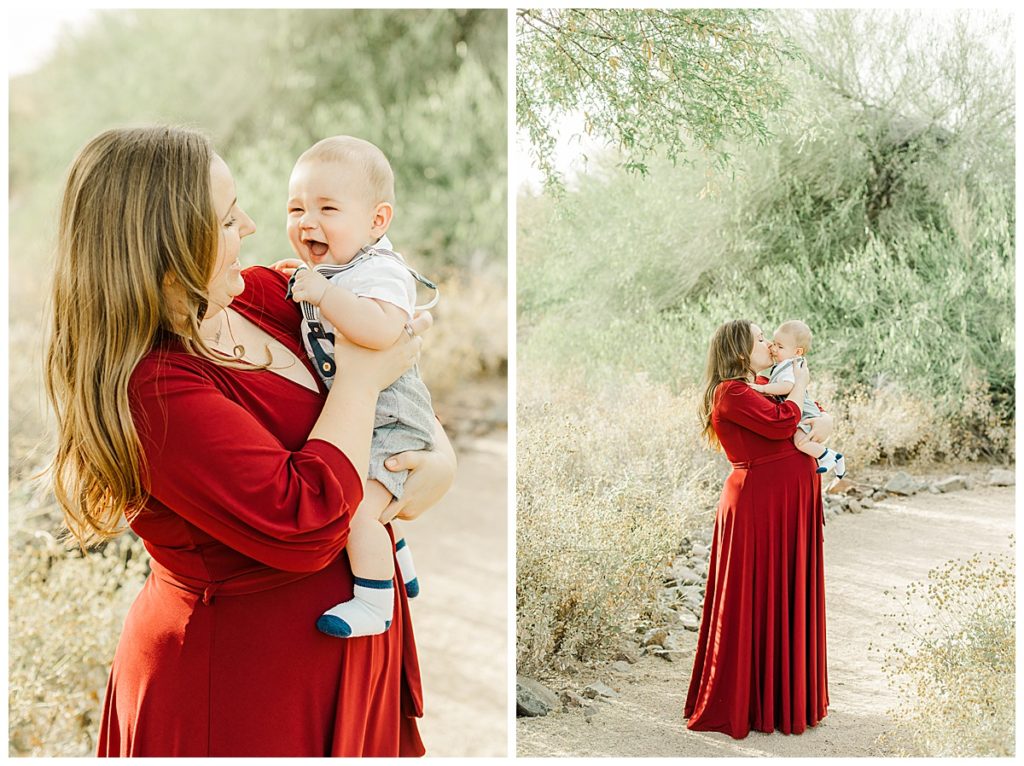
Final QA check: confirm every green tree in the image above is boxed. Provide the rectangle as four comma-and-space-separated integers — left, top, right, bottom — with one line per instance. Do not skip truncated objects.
516, 8, 799, 182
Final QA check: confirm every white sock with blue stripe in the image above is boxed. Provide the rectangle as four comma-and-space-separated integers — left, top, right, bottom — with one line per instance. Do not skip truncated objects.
395, 537, 420, 598
317, 577, 394, 638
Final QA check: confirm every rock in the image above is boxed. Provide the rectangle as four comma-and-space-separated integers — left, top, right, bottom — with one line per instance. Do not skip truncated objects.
690, 543, 709, 560
679, 611, 700, 631
671, 563, 703, 586
583, 704, 599, 721
517, 676, 559, 717
934, 475, 968, 493
614, 647, 640, 665
826, 478, 855, 495
560, 690, 587, 709
927, 483, 941, 494
872, 490, 887, 501
641, 627, 669, 647
846, 498, 863, 514
582, 682, 619, 699
610, 660, 632, 674
884, 471, 919, 496
860, 497, 875, 509
988, 468, 1015, 486
649, 647, 687, 663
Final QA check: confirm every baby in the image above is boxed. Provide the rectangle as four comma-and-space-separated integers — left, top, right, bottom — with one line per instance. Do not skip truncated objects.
282, 136, 438, 638
750, 320, 846, 478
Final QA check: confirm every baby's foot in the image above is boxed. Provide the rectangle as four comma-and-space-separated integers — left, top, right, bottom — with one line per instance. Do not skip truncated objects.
316, 577, 394, 638
834, 453, 846, 479
816, 448, 838, 475
395, 537, 420, 598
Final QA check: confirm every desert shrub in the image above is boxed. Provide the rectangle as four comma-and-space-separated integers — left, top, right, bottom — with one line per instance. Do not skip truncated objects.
516, 367, 720, 674
876, 541, 1015, 756
418, 271, 507, 406
8, 531, 150, 756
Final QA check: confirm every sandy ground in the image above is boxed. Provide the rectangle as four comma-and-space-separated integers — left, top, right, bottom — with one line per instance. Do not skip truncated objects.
516, 484, 1015, 757
409, 434, 509, 757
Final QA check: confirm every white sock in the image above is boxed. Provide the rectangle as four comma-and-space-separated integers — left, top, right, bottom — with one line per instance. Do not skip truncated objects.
816, 448, 837, 474
395, 537, 420, 598
834, 453, 846, 478
316, 578, 394, 638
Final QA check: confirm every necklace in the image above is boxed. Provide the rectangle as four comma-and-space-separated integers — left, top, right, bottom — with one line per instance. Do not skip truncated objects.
202, 309, 246, 359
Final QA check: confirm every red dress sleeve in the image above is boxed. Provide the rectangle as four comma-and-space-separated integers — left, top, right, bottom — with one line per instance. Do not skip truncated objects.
715, 380, 802, 440
130, 353, 363, 573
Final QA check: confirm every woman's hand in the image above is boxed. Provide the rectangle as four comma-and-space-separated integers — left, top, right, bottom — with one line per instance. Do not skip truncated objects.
805, 412, 833, 442
332, 312, 432, 392
379, 422, 456, 523
270, 257, 304, 276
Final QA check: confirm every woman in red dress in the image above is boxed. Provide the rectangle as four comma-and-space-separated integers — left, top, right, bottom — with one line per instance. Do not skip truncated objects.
44, 126, 455, 756
684, 320, 831, 739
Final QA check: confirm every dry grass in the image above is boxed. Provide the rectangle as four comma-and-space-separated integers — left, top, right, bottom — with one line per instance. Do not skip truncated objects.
874, 540, 1015, 756
815, 372, 1012, 469
516, 368, 720, 675
8, 529, 150, 756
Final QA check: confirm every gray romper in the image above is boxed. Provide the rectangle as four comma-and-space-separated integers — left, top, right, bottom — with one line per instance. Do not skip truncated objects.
289, 235, 438, 498
767, 358, 821, 433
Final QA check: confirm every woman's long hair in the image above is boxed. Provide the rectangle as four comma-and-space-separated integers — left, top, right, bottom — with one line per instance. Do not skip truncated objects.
45, 126, 220, 547
699, 320, 755, 450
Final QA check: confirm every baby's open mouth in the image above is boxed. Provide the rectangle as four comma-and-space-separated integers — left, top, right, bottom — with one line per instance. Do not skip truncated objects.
303, 237, 329, 258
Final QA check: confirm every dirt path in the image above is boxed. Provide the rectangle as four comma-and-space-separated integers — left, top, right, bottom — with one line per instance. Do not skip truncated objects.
516, 485, 1015, 757
409, 434, 508, 757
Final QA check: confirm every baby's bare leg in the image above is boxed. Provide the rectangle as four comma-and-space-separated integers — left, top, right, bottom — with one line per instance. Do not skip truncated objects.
794, 429, 826, 459
346, 480, 397, 581
316, 480, 396, 638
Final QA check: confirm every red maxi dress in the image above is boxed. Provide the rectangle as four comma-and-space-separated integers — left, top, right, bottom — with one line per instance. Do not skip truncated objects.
97, 266, 424, 756
684, 380, 828, 738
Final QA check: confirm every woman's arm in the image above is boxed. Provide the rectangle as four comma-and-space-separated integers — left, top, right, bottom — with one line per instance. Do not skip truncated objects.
717, 381, 802, 440
378, 419, 457, 524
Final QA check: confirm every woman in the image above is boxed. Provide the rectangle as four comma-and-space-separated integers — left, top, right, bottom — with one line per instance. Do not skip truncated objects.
44, 126, 455, 756
684, 320, 831, 739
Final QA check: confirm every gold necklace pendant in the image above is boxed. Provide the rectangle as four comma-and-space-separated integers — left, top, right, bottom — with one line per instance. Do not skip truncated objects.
232, 344, 246, 360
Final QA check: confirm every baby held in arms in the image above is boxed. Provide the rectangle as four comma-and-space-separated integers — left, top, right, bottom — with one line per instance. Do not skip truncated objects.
280, 135, 439, 639
750, 320, 846, 478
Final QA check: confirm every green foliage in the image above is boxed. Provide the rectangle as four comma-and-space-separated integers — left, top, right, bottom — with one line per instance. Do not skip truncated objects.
10, 8, 506, 273
874, 541, 1015, 756
519, 9, 1014, 461
517, 8, 799, 183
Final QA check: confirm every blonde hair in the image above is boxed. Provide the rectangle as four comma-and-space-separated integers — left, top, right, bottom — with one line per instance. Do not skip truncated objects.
699, 320, 755, 450
45, 126, 222, 547
777, 319, 813, 353
296, 135, 396, 205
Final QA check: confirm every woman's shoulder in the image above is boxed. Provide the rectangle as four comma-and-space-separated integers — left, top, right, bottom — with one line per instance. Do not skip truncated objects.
130, 340, 211, 392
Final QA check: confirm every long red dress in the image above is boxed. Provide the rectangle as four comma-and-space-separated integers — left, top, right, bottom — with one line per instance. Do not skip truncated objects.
684, 380, 828, 738
97, 266, 424, 756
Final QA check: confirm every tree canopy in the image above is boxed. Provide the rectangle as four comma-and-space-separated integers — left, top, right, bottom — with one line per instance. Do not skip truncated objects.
517, 8, 799, 182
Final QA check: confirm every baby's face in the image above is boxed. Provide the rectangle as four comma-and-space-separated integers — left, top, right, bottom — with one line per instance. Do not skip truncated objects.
286, 160, 379, 266
771, 330, 801, 362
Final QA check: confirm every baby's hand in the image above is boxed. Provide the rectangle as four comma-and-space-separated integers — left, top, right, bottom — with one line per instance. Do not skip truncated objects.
270, 257, 304, 276
749, 382, 765, 393
289, 267, 331, 306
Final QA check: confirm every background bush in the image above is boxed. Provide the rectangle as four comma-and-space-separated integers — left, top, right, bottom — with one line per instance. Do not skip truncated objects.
876, 543, 1015, 756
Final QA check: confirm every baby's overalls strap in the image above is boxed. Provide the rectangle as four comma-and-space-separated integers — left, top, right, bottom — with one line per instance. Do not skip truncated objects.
285, 245, 440, 387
